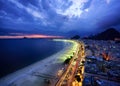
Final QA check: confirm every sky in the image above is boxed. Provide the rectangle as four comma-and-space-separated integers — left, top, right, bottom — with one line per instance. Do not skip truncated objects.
0, 0, 120, 37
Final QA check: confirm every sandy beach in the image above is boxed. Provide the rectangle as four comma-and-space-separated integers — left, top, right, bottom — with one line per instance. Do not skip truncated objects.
0, 39, 78, 86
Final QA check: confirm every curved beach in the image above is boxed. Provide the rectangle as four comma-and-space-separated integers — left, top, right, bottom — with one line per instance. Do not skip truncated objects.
0, 39, 78, 86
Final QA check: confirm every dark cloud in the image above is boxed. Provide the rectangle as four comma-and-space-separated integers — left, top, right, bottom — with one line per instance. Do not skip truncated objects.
98, 13, 120, 28
0, 0, 120, 36
18, 0, 39, 7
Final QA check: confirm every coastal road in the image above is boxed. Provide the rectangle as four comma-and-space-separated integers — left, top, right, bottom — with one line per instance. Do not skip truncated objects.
71, 43, 85, 86
56, 40, 85, 86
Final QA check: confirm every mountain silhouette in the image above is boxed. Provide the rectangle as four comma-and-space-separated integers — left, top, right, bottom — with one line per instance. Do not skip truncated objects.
71, 35, 80, 39
88, 28, 120, 40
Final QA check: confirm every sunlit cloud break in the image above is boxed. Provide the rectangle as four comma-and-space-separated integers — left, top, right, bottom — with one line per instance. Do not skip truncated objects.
56, 0, 88, 18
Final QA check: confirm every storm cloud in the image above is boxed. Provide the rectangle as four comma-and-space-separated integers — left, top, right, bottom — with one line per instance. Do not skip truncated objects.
0, 0, 120, 36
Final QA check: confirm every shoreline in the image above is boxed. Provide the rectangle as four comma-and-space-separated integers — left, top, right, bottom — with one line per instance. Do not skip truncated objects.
0, 39, 77, 86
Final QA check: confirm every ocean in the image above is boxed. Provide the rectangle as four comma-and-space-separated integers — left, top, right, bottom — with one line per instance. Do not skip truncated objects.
0, 39, 64, 78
